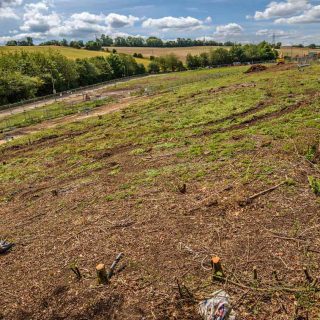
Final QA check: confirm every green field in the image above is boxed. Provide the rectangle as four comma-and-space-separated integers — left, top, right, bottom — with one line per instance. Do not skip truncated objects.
1, 63, 320, 319
0, 45, 150, 66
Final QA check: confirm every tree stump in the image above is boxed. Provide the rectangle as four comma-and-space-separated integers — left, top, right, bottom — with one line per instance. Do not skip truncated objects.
253, 266, 258, 281
211, 256, 225, 281
96, 263, 108, 284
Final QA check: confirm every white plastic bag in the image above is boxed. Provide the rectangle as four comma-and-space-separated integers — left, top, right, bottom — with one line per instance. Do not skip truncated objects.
199, 290, 236, 320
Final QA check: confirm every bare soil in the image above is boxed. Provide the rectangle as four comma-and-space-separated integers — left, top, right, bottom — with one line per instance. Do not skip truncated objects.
1, 65, 320, 319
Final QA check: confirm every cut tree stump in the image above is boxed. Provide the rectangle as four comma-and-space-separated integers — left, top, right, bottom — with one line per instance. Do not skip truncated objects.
211, 256, 225, 281
253, 266, 258, 281
96, 263, 108, 284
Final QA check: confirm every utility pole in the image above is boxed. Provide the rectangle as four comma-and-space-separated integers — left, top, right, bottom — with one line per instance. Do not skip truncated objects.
272, 32, 276, 46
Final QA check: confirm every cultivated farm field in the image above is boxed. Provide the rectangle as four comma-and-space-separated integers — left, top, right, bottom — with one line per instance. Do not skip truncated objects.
0, 45, 149, 66
1, 63, 320, 319
281, 46, 320, 57
107, 46, 226, 61
111, 45, 320, 61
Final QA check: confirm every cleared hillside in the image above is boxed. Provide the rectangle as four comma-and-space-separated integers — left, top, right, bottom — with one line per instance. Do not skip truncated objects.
1, 63, 320, 319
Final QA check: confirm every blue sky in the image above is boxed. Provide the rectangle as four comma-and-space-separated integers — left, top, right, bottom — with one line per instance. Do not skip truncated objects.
0, 0, 319, 44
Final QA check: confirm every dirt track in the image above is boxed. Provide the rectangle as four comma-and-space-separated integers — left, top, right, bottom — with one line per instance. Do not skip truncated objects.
0, 94, 147, 145
0, 75, 151, 120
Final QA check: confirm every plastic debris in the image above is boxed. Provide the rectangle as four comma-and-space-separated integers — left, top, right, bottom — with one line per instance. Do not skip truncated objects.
0, 240, 15, 254
199, 290, 236, 320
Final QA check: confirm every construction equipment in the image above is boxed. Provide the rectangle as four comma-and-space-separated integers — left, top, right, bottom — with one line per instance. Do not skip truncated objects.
276, 52, 285, 65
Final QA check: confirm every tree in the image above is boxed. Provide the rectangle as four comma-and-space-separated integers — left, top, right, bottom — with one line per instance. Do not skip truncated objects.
210, 48, 231, 65
70, 41, 83, 49
85, 40, 102, 51
76, 59, 100, 85
114, 37, 128, 46
89, 56, 113, 81
229, 45, 246, 62
60, 39, 68, 47
275, 42, 282, 49
100, 34, 113, 46
148, 61, 160, 73
106, 54, 125, 78
0, 71, 42, 104
26, 37, 34, 46
146, 37, 163, 47
243, 44, 259, 62
6, 40, 17, 46
258, 41, 277, 60
186, 53, 200, 69
199, 52, 209, 67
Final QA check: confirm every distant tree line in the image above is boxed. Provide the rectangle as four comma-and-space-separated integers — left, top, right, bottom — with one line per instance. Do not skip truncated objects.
0, 51, 146, 106
147, 54, 185, 73
185, 42, 278, 69
6, 36, 240, 50
6, 37, 34, 46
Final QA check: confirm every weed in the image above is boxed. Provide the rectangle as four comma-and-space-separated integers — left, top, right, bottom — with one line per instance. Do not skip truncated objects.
308, 176, 320, 196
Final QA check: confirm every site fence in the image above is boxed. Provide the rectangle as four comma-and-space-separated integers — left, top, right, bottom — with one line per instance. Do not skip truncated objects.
0, 59, 280, 113
0, 73, 149, 112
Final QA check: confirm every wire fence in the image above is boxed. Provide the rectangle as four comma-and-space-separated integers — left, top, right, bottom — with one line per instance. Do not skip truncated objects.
0, 73, 149, 112
0, 59, 282, 113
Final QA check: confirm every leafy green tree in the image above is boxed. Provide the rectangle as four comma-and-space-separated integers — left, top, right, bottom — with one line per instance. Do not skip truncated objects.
100, 34, 113, 46
186, 53, 200, 69
146, 37, 163, 47
89, 56, 113, 81
148, 61, 160, 73
199, 52, 209, 67
114, 37, 128, 46
258, 41, 277, 60
230, 45, 246, 62
85, 40, 102, 51
210, 48, 231, 65
106, 54, 125, 78
76, 59, 100, 85
243, 44, 260, 62
0, 71, 42, 104
6, 40, 17, 46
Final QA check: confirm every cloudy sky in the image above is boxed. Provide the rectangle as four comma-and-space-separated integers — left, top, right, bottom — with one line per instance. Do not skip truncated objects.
0, 0, 319, 44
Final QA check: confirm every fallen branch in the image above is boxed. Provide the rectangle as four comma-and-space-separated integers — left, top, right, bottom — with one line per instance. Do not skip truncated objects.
239, 181, 288, 206
107, 252, 124, 281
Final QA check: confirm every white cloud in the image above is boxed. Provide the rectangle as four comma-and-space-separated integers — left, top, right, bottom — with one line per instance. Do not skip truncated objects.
275, 4, 320, 23
0, 6, 18, 18
20, 1, 60, 32
0, 0, 22, 5
256, 29, 290, 36
105, 13, 139, 28
14, 1, 139, 40
0, 0, 22, 19
254, 0, 310, 20
215, 23, 243, 36
142, 16, 211, 31
71, 12, 105, 24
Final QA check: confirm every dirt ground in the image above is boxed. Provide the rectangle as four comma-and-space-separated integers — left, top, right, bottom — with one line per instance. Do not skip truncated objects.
1, 64, 320, 319
1, 135, 320, 319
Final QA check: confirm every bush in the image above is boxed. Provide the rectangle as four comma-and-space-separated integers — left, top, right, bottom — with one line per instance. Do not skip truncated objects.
148, 61, 160, 74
